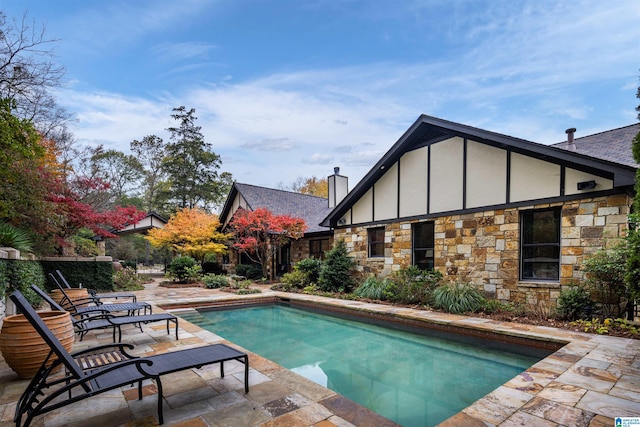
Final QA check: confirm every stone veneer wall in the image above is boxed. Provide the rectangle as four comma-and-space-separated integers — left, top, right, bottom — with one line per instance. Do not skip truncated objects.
334, 194, 630, 306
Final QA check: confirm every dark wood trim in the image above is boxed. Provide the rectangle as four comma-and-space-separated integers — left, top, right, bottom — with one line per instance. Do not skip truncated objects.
506, 149, 511, 203
463, 138, 467, 210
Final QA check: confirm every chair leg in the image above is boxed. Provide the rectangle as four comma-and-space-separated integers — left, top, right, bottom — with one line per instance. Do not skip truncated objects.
156, 378, 164, 425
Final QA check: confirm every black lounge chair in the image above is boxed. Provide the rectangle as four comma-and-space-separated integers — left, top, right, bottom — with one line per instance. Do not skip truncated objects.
55, 269, 137, 302
31, 285, 179, 342
50, 276, 152, 316
10, 290, 249, 427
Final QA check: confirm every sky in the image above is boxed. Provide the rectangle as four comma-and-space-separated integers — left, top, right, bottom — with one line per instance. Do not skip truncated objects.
1, 0, 639, 193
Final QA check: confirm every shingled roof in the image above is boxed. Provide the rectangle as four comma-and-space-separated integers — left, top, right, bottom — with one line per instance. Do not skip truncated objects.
551, 123, 639, 167
221, 183, 333, 234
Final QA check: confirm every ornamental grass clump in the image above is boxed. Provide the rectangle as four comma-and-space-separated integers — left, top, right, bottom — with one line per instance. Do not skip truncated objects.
354, 276, 392, 300
433, 281, 486, 314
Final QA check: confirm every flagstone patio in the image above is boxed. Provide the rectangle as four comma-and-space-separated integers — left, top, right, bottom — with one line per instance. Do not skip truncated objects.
0, 279, 638, 426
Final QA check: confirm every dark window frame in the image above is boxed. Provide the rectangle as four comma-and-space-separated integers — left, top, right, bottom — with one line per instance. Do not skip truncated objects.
309, 238, 329, 259
520, 207, 561, 281
412, 221, 435, 270
368, 227, 385, 258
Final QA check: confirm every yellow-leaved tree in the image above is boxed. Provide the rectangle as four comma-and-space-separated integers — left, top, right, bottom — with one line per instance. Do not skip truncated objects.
146, 207, 228, 259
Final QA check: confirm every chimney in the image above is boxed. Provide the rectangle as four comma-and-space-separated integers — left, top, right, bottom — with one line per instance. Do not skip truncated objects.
565, 128, 577, 151
328, 167, 348, 208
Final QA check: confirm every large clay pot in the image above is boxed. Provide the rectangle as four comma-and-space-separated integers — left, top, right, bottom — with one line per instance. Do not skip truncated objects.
50, 288, 90, 308
0, 310, 75, 379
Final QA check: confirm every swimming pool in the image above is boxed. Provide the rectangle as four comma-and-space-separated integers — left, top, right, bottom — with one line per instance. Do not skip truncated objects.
179, 303, 547, 427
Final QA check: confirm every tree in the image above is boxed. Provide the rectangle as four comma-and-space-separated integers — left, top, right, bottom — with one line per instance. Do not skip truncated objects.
89, 147, 144, 205
229, 208, 306, 280
625, 78, 640, 309
318, 239, 356, 293
163, 106, 226, 210
146, 207, 228, 260
0, 11, 71, 136
131, 134, 168, 214
292, 176, 328, 197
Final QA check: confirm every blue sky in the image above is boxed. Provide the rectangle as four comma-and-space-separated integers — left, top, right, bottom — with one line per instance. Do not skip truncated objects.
1, 0, 639, 192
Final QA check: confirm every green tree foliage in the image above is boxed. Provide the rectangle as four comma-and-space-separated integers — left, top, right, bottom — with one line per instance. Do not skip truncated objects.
163, 106, 225, 211
89, 147, 144, 205
626, 81, 640, 305
318, 239, 355, 293
130, 134, 169, 214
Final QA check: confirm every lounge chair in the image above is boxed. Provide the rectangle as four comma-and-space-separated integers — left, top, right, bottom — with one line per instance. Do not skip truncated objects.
50, 276, 153, 316
31, 285, 179, 342
54, 269, 137, 302
10, 290, 249, 427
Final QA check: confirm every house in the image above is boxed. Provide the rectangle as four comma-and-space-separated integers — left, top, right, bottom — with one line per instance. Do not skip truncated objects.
320, 116, 638, 305
219, 182, 336, 276
218, 115, 638, 305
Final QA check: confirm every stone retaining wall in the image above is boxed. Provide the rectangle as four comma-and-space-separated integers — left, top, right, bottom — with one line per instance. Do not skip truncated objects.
335, 194, 630, 306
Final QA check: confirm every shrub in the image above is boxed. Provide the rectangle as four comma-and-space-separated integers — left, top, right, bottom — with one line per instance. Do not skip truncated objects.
582, 244, 629, 319
481, 299, 515, 315
432, 281, 486, 314
203, 274, 229, 289
121, 260, 137, 270
6, 260, 45, 305
294, 258, 323, 284
0, 222, 34, 253
113, 267, 143, 291
281, 269, 309, 290
167, 256, 199, 283
235, 263, 263, 280
557, 285, 591, 320
386, 266, 442, 305
354, 276, 391, 300
318, 239, 356, 293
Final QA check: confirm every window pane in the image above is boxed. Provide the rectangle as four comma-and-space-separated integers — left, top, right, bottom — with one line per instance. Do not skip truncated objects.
412, 222, 434, 270
521, 208, 560, 281
368, 227, 385, 257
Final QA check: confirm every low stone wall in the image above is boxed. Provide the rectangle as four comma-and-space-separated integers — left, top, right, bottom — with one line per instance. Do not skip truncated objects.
336, 194, 630, 306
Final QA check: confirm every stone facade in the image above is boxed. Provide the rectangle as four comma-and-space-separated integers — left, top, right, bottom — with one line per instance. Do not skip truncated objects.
335, 194, 631, 306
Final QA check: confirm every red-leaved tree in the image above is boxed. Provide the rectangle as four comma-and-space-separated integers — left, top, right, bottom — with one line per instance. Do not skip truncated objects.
229, 208, 306, 279
47, 175, 146, 254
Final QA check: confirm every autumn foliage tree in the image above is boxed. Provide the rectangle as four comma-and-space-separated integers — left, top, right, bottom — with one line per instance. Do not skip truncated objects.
229, 208, 306, 280
146, 207, 227, 260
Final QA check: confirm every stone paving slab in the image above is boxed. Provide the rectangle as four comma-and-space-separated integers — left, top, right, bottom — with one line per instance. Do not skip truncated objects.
0, 280, 639, 426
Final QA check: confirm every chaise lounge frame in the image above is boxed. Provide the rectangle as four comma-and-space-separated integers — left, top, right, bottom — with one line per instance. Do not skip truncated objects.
31, 285, 179, 342
10, 290, 249, 426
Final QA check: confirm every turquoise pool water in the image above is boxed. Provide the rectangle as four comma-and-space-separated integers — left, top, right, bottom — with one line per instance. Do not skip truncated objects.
179, 304, 543, 427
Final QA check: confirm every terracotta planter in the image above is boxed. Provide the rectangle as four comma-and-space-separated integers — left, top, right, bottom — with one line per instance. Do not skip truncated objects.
0, 310, 75, 379
50, 288, 90, 308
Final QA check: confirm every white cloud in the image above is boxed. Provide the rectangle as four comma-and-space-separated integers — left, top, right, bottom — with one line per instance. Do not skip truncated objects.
241, 138, 297, 151
302, 153, 334, 165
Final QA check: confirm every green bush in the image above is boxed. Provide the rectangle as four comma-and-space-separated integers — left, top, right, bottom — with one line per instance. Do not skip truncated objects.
481, 298, 515, 315
281, 269, 309, 290
583, 244, 629, 319
557, 285, 591, 320
0, 222, 34, 253
318, 239, 356, 293
235, 264, 263, 280
386, 266, 442, 305
113, 267, 144, 291
167, 256, 199, 283
432, 281, 486, 314
203, 274, 229, 289
354, 276, 391, 300
295, 258, 322, 284
6, 260, 45, 305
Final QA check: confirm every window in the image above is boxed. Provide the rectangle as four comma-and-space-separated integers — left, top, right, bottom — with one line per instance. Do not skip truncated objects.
413, 222, 434, 270
520, 208, 560, 281
309, 238, 330, 259
368, 227, 385, 257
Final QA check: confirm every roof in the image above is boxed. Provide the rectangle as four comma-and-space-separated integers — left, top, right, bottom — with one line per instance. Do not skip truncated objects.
551, 123, 639, 167
220, 183, 333, 234
321, 115, 637, 227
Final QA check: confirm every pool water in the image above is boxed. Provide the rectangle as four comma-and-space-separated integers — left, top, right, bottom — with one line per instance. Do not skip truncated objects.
179, 305, 543, 427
